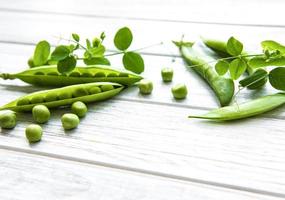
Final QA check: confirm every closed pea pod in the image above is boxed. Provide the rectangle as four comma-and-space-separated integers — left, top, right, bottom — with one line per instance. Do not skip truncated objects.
0, 82, 124, 112
0, 65, 142, 86
189, 93, 285, 121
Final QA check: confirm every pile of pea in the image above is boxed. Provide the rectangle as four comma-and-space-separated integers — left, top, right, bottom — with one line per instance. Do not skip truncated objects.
138, 67, 188, 99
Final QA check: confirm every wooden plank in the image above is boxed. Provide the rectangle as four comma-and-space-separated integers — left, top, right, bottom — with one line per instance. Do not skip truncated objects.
0, 0, 285, 27
1, 99, 285, 197
3, 150, 279, 200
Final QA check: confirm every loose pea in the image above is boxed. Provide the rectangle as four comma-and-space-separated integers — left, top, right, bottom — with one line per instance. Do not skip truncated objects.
172, 84, 187, 99
0, 110, 17, 129
138, 79, 153, 94
69, 71, 81, 77
61, 113, 79, 130
73, 88, 89, 97
45, 93, 58, 102
25, 124, 42, 143
161, 67, 174, 82
71, 101, 88, 118
30, 96, 44, 104
89, 86, 102, 94
32, 105, 50, 124
101, 84, 114, 92
107, 73, 117, 77
94, 72, 106, 77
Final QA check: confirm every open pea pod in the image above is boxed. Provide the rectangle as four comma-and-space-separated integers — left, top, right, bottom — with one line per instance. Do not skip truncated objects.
0, 82, 124, 112
176, 42, 234, 107
189, 93, 285, 121
0, 65, 142, 87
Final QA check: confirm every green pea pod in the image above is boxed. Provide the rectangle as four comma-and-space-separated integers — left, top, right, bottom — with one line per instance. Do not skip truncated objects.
0, 65, 142, 87
202, 38, 267, 89
189, 93, 285, 121
176, 42, 234, 107
0, 82, 123, 112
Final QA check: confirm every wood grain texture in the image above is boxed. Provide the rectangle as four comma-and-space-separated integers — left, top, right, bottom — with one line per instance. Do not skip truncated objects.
0, 0, 285, 27
1, 149, 281, 200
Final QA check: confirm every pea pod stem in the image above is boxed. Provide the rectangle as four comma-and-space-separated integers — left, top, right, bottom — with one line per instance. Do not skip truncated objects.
189, 93, 285, 121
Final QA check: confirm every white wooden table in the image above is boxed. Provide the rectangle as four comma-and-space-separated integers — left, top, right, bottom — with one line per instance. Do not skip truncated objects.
1, 0, 285, 199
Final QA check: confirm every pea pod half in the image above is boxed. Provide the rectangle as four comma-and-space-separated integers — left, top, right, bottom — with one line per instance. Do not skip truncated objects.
176, 42, 234, 107
202, 38, 267, 89
0, 65, 142, 87
189, 93, 285, 121
0, 82, 123, 112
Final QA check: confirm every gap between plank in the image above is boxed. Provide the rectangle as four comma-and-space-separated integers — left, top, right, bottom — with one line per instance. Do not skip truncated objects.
0, 7, 285, 28
0, 144, 284, 199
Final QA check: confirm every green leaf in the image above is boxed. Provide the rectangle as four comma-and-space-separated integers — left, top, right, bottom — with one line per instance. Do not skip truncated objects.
114, 27, 133, 50
57, 55, 77, 74
83, 57, 110, 65
72, 33, 80, 42
88, 46, 105, 58
172, 40, 194, 48
92, 38, 101, 47
100, 32, 106, 41
51, 45, 70, 61
269, 67, 285, 90
229, 58, 247, 80
261, 40, 285, 55
248, 56, 285, 68
226, 37, 243, 56
239, 69, 268, 88
86, 39, 91, 49
122, 52, 144, 74
215, 60, 229, 75
33, 40, 50, 66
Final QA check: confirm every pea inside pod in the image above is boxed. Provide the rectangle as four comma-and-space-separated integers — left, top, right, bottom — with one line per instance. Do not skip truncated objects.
0, 65, 142, 86
0, 82, 124, 112
189, 93, 285, 121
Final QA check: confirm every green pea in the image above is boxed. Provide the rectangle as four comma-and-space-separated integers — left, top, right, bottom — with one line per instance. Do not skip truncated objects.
73, 88, 89, 97
28, 57, 35, 68
25, 124, 42, 143
71, 101, 88, 118
69, 71, 81, 77
58, 91, 72, 100
138, 79, 153, 94
161, 67, 173, 82
61, 113, 79, 130
34, 72, 45, 76
94, 72, 106, 77
118, 72, 129, 77
88, 86, 102, 94
101, 84, 114, 92
0, 110, 17, 129
30, 96, 44, 104
81, 72, 93, 77
107, 73, 118, 77
47, 72, 59, 76
17, 98, 30, 106
45, 93, 58, 102
171, 84, 187, 99
32, 105, 50, 124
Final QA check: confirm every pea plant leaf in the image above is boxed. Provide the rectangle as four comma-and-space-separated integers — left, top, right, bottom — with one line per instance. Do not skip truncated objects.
239, 69, 268, 88
33, 40, 50, 66
83, 57, 110, 65
57, 55, 77, 74
72, 33, 80, 42
248, 56, 285, 68
229, 58, 247, 80
114, 27, 133, 51
122, 52, 144, 74
215, 60, 229, 75
269, 67, 285, 90
86, 39, 92, 49
88, 46, 105, 58
51, 45, 70, 61
261, 40, 285, 55
226, 37, 243, 56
